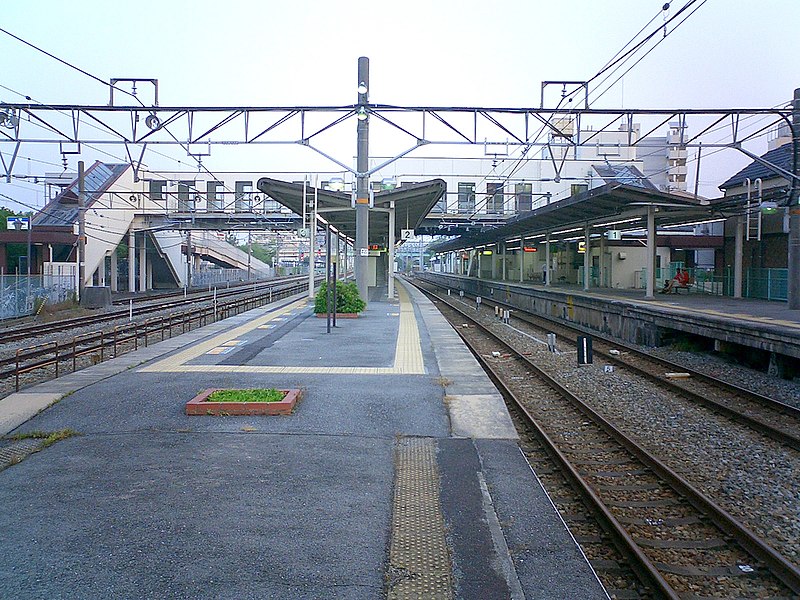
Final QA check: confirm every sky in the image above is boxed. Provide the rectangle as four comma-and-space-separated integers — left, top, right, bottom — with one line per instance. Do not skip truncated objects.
1, 0, 799, 210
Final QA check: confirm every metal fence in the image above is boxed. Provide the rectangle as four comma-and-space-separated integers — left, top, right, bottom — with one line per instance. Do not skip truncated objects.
190, 268, 277, 288
744, 268, 788, 301
0, 275, 77, 320
637, 266, 786, 301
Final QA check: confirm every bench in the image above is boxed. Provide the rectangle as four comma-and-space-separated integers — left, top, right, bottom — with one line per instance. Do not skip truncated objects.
672, 279, 694, 293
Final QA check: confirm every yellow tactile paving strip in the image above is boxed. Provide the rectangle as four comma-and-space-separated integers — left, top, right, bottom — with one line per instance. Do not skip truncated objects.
138, 287, 426, 375
387, 437, 453, 599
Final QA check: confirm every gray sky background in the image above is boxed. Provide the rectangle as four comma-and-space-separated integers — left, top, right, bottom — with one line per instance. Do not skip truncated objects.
1, 0, 798, 208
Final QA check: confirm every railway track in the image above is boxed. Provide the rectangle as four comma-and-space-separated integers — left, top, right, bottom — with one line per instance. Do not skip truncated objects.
418, 279, 800, 452
0, 276, 311, 395
0, 275, 311, 345
412, 279, 800, 599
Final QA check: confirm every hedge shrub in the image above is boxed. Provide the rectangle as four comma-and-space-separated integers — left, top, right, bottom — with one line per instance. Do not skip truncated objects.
314, 280, 366, 314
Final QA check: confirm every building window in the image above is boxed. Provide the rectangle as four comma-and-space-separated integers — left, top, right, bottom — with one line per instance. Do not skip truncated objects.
148, 180, 166, 203
515, 183, 532, 212
207, 181, 224, 211
235, 181, 253, 212
486, 182, 503, 214
457, 182, 475, 213
570, 184, 588, 197
178, 181, 195, 212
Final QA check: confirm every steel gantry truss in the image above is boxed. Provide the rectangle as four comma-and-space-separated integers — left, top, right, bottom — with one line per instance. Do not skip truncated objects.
0, 102, 796, 188
1, 95, 799, 309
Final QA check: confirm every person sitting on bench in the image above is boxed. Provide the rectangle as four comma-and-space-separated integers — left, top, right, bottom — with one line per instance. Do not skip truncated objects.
661, 268, 690, 293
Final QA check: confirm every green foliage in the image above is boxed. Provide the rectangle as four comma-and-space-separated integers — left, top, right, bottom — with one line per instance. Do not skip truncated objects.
314, 280, 365, 314
115, 240, 129, 260
0, 206, 17, 230
207, 389, 285, 403
10, 428, 79, 448
237, 243, 275, 266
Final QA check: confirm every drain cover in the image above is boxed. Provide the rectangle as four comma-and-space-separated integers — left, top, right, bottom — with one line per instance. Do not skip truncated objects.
0, 438, 45, 470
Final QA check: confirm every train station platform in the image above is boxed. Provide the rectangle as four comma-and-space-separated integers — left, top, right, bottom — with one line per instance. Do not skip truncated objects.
419, 272, 800, 376
0, 279, 608, 599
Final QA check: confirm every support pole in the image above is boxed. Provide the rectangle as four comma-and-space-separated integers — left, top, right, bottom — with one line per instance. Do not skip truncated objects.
355, 56, 370, 303
501, 242, 506, 281
186, 230, 192, 288
98, 252, 106, 286
598, 231, 605, 287
645, 206, 656, 299
110, 248, 118, 292
583, 225, 591, 291
309, 181, 318, 298
78, 160, 86, 299
326, 223, 332, 333
734, 215, 744, 298
128, 228, 136, 293
138, 235, 146, 292
788, 88, 800, 309
545, 232, 551, 287
520, 237, 525, 283
388, 200, 395, 299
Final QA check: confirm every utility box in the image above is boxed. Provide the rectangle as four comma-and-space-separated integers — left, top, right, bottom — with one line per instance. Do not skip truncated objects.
80, 286, 112, 309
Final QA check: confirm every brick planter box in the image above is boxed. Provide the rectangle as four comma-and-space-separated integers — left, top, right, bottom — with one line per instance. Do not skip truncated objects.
186, 388, 302, 416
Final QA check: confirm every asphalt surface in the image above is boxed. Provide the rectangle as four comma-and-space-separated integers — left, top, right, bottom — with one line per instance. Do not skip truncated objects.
0, 283, 608, 600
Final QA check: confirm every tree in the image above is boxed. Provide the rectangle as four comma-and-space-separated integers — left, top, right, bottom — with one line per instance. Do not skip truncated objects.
237, 242, 275, 266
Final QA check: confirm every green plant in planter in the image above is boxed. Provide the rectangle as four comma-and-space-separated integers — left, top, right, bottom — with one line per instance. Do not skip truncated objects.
314, 280, 366, 314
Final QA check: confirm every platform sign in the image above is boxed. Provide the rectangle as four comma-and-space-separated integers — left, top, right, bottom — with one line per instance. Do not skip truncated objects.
577, 336, 593, 365
401, 229, 414, 241
297, 227, 310, 238
6, 216, 29, 230
359, 248, 369, 257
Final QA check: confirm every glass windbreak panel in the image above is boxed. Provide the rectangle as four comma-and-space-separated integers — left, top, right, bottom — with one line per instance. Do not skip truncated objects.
457, 182, 475, 213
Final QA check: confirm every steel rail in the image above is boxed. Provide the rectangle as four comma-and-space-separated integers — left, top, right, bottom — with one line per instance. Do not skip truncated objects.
415, 281, 800, 596
1, 280, 308, 391
0, 276, 310, 345
427, 281, 800, 451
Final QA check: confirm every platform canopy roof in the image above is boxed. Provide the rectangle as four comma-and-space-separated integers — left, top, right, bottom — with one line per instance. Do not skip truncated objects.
429, 183, 718, 253
256, 178, 446, 246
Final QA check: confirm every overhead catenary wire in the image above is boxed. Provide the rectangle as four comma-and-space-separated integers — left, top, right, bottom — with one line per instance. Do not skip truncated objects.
0, 42, 237, 202
0, 27, 145, 107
